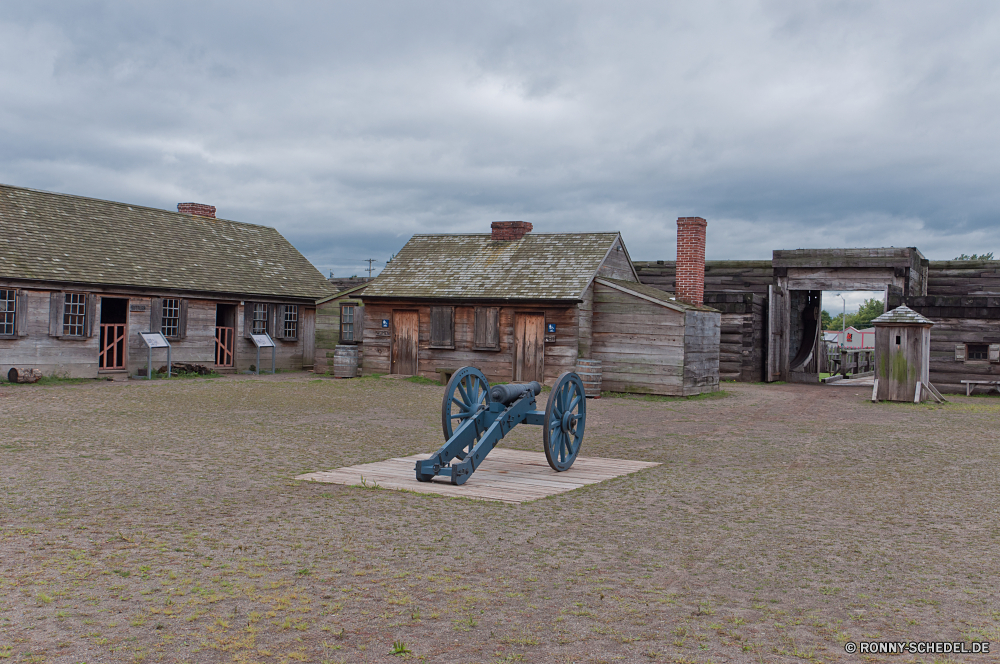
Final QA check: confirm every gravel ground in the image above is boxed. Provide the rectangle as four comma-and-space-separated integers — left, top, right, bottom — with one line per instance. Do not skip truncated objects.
1, 373, 998, 664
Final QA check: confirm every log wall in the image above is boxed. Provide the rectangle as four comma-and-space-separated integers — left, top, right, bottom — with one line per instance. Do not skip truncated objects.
925, 261, 1000, 296
360, 300, 580, 386
703, 293, 765, 382
904, 296, 1000, 393
634, 260, 774, 296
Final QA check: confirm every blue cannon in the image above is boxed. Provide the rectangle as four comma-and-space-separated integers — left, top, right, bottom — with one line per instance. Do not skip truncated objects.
415, 367, 587, 485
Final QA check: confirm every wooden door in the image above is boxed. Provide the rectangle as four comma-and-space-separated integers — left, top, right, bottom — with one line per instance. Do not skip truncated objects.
391, 310, 419, 375
766, 284, 785, 382
514, 313, 545, 383
301, 308, 316, 369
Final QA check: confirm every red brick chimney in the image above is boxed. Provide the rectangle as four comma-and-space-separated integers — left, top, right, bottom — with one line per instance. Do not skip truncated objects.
491, 221, 533, 241
675, 216, 707, 307
177, 202, 217, 219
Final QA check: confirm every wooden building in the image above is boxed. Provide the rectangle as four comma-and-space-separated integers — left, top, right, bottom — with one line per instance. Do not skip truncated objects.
0, 184, 331, 378
357, 220, 720, 396
872, 305, 934, 402
314, 282, 368, 375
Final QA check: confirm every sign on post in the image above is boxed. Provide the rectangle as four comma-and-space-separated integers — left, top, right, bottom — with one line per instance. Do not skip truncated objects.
249, 333, 276, 375
138, 332, 171, 379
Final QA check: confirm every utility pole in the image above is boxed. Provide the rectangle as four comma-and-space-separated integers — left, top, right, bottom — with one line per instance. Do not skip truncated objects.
363, 258, 378, 279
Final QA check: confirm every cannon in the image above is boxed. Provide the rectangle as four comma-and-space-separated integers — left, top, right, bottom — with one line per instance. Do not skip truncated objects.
415, 366, 587, 485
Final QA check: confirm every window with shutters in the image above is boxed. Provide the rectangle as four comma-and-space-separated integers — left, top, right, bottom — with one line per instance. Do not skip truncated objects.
283, 305, 298, 339
474, 307, 500, 350
162, 299, 180, 337
341, 304, 355, 342
0, 290, 14, 336
429, 306, 454, 348
252, 303, 268, 334
63, 293, 87, 336
967, 344, 989, 361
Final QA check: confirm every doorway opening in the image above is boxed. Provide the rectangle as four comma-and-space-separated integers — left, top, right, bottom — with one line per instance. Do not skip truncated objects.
99, 298, 128, 370
820, 290, 884, 380
215, 304, 236, 367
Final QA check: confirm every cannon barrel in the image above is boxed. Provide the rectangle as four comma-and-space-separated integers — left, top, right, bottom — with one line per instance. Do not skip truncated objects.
490, 381, 542, 406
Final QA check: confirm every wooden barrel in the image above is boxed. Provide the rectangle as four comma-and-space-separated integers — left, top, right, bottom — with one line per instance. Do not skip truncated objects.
576, 359, 602, 398
333, 345, 359, 378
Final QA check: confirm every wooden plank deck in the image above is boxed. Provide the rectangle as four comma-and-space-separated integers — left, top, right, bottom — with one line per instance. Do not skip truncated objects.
295, 449, 660, 504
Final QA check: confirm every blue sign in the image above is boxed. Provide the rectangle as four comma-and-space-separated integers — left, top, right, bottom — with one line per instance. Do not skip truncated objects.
547, 323, 556, 334
382, 319, 390, 328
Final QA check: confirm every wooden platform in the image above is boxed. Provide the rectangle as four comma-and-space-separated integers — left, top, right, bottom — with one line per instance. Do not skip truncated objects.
295, 449, 660, 504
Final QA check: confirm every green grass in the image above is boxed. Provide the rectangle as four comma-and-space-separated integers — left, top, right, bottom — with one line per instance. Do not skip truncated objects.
404, 375, 441, 386
2, 375, 98, 386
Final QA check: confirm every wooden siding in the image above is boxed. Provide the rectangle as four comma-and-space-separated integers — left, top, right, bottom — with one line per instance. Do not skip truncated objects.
578, 283, 594, 359
0, 288, 313, 379
315, 295, 365, 375
596, 238, 638, 281
592, 282, 692, 396
683, 310, 721, 395
360, 301, 579, 386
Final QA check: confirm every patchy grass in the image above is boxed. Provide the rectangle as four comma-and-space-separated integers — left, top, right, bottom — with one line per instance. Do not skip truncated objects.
601, 389, 730, 402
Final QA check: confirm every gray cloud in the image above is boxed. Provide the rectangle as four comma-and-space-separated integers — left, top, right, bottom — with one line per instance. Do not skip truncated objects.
2, 1, 999, 277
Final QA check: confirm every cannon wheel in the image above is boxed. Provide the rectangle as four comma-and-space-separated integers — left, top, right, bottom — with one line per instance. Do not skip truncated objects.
442, 367, 491, 449
543, 372, 586, 471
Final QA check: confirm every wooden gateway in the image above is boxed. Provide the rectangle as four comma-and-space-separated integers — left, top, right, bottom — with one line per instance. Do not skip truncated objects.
0, 184, 331, 378
357, 220, 721, 396
872, 305, 943, 403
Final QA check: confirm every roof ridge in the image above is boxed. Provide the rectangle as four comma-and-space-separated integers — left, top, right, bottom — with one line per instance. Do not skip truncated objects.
0, 182, 277, 232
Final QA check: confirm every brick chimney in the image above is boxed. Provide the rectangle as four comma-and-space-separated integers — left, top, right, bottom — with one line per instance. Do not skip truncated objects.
491, 221, 533, 241
177, 202, 216, 219
675, 216, 707, 307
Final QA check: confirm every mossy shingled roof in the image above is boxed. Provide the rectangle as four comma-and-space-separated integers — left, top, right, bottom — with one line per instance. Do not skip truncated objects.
363, 232, 624, 300
0, 184, 332, 300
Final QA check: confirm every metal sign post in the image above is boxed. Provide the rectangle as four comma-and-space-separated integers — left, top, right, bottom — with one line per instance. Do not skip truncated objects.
139, 332, 171, 379
250, 333, 276, 375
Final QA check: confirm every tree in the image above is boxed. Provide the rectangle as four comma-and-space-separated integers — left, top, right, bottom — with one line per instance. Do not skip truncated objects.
825, 298, 884, 331
821, 310, 833, 330
853, 297, 884, 328
954, 253, 994, 260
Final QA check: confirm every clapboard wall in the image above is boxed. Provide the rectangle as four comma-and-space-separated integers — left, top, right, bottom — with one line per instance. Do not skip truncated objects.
0, 288, 314, 379
315, 289, 366, 375
591, 281, 720, 396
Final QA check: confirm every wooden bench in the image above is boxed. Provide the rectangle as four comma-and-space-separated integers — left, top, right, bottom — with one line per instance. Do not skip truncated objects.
961, 380, 1000, 396
435, 367, 458, 385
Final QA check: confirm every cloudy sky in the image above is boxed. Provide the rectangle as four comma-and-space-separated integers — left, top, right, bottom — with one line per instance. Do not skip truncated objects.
2, 1, 999, 281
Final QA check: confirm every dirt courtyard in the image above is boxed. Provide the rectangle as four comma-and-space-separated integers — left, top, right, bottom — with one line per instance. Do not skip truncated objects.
1, 374, 998, 663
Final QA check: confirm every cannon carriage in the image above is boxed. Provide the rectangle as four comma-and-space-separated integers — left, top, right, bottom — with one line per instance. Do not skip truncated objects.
415, 367, 587, 485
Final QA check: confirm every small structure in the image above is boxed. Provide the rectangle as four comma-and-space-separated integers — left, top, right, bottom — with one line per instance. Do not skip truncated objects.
872, 305, 941, 402
356, 219, 720, 396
